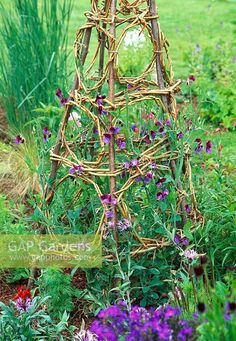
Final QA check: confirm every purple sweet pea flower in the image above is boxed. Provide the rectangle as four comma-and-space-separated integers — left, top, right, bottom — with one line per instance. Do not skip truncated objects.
144, 134, 151, 144
194, 139, 204, 153
131, 124, 139, 133
110, 126, 120, 135
103, 133, 112, 144
166, 118, 171, 126
117, 138, 126, 149
155, 119, 163, 127
150, 162, 157, 169
156, 177, 166, 188
60, 97, 68, 107
159, 127, 165, 137
143, 171, 154, 184
150, 130, 157, 139
95, 94, 106, 106
105, 210, 114, 218
127, 83, 133, 89
55, 88, 62, 98
117, 219, 131, 231
130, 159, 138, 167
206, 140, 213, 153
100, 194, 117, 205
156, 189, 169, 200
184, 204, 191, 213
177, 131, 184, 139
93, 127, 98, 134
69, 165, 83, 174
14, 135, 24, 144
135, 176, 142, 182
42, 127, 51, 143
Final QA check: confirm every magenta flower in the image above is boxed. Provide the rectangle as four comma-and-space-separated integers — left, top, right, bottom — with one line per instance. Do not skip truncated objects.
156, 189, 169, 200
69, 165, 83, 174
14, 135, 24, 144
109, 126, 120, 135
206, 140, 212, 153
103, 133, 111, 144
174, 234, 189, 246
156, 177, 166, 188
188, 75, 196, 81
130, 159, 138, 167
116, 138, 126, 149
150, 162, 157, 169
127, 84, 133, 89
42, 127, 51, 143
55, 88, 68, 106
166, 119, 171, 126
100, 194, 117, 205
55, 88, 62, 98
177, 132, 184, 139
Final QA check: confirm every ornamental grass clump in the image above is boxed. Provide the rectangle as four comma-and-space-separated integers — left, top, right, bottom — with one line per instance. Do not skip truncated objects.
90, 303, 198, 341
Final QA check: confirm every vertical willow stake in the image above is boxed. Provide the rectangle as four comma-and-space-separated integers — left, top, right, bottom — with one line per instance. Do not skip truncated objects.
148, 0, 187, 225
108, 0, 118, 240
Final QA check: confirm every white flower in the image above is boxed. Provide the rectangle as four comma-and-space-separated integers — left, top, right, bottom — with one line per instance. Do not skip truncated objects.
73, 330, 98, 341
184, 249, 198, 260
69, 111, 81, 127
124, 29, 146, 49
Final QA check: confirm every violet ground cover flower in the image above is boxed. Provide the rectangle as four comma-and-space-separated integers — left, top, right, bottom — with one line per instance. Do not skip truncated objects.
156, 177, 166, 188
90, 303, 197, 341
184, 249, 198, 260
42, 127, 51, 143
110, 126, 120, 135
69, 165, 83, 174
206, 140, 213, 153
103, 133, 111, 144
116, 138, 126, 149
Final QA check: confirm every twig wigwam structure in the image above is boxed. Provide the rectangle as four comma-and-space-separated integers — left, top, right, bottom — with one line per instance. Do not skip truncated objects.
45, 0, 201, 256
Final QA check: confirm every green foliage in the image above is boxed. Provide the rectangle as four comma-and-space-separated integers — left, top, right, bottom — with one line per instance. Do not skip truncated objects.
183, 42, 236, 128
0, 0, 72, 129
0, 295, 71, 340
38, 269, 74, 319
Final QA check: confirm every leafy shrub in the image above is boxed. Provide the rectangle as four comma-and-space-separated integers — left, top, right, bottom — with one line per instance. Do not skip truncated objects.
38, 269, 74, 319
183, 42, 236, 128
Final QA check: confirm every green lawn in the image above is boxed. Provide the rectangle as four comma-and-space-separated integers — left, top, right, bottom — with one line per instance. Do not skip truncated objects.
68, 0, 236, 77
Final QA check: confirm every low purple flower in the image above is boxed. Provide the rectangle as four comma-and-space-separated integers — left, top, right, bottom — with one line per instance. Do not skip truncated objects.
159, 127, 165, 137
143, 134, 151, 144
166, 118, 171, 126
110, 126, 120, 135
100, 194, 117, 205
184, 204, 191, 213
194, 139, 204, 153
156, 189, 169, 200
105, 210, 114, 219
14, 135, 24, 144
103, 133, 112, 144
95, 94, 106, 106
177, 326, 194, 341
117, 219, 131, 231
127, 84, 133, 89
150, 162, 157, 169
60, 97, 68, 106
69, 165, 83, 174
156, 177, 166, 188
155, 119, 163, 127
206, 140, 213, 153
135, 176, 142, 183
42, 127, 51, 143
177, 131, 184, 139
117, 138, 126, 149
93, 127, 98, 134
184, 249, 198, 260
131, 124, 139, 133
143, 171, 154, 184
150, 130, 157, 139
55, 88, 62, 98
